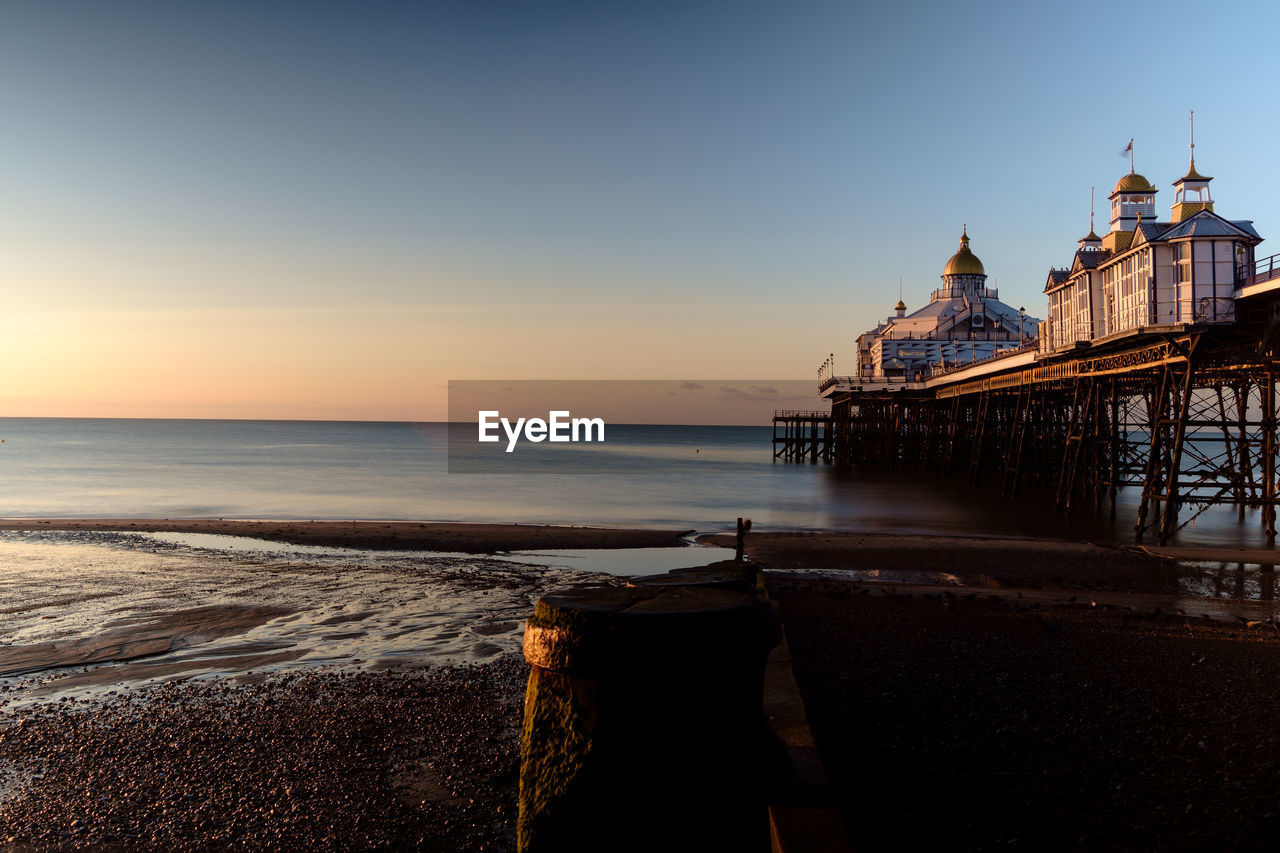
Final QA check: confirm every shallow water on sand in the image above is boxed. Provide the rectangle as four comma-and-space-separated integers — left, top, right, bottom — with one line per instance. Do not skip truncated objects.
0, 531, 732, 707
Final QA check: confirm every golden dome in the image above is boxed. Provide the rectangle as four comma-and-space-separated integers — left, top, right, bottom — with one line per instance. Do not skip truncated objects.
942, 226, 985, 277
895, 300, 907, 311
1114, 171, 1156, 193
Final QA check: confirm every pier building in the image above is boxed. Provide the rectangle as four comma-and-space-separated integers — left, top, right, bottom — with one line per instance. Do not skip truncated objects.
852, 228, 1040, 383
1041, 158, 1261, 352
783, 128, 1280, 545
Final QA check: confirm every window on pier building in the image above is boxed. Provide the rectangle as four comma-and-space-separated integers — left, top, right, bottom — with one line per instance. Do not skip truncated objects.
1235, 242, 1252, 276
1103, 249, 1153, 334
1175, 242, 1192, 285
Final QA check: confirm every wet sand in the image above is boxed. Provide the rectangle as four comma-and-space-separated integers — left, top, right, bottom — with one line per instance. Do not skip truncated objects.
0, 519, 691, 553
0, 604, 296, 678
0, 528, 626, 701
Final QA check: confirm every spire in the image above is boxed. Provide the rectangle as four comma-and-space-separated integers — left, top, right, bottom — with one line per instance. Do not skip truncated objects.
1189, 109, 1195, 170
1172, 110, 1213, 221
1180, 109, 1210, 181
1079, 187, 1102, 249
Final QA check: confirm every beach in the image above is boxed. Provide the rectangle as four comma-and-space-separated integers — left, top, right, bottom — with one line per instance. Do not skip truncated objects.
3, 521, 1280, 849
0, 520, 698, 851
0, 660, 527, 850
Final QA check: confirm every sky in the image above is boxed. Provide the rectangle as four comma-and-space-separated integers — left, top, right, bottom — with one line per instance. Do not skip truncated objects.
2, 0, 1279, 422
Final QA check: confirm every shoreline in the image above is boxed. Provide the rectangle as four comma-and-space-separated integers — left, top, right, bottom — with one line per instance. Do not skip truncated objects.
0, 518, 693, 553
2, 517, 1274, 564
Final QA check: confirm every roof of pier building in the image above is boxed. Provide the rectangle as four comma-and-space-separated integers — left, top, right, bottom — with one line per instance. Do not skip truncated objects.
1113, 171, 1156, 194
868, 228, 1039, 344
1048, 147, 1263, 296
1048, 207, 1262, 293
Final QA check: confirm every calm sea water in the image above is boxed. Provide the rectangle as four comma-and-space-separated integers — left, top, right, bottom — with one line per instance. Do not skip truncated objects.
0, 418, 1270, 548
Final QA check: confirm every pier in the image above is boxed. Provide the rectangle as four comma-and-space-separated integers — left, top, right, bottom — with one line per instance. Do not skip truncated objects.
794, 247, 1280, 546
771, 410, 834, 462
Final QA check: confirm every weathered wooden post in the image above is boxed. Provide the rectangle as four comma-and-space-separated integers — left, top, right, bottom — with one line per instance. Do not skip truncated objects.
518, 573, 782, 852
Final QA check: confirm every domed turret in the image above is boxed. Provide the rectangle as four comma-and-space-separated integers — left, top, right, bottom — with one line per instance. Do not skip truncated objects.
1109, 167, 1156, 233
938, 226, 989, 297
943, 226, 985, 276
1113, 172, 1156, 194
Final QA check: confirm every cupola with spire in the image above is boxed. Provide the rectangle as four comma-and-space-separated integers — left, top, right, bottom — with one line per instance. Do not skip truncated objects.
939, 226, 989, 297
1171, 111, 1214, 223
1079, 187, 1103, 252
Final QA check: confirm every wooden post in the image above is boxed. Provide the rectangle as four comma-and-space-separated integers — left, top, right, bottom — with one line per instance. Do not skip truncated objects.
519, 583, 782, 852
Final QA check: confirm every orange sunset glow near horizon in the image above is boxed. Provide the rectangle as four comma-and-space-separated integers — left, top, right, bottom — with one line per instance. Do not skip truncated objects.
5, 3, 1280, 423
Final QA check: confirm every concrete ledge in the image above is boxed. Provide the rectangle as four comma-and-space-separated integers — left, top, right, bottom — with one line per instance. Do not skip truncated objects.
770, 807, 857, 853
762, 605, 856, 851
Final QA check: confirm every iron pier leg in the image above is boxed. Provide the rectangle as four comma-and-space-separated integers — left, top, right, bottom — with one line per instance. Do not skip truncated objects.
1264, 372, 1277, 543
1136, 366, 1174, 542
1157, 358, 1197, 545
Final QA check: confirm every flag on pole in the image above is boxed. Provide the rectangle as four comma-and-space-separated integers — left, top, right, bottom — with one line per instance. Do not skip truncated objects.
1121, 138, 1133, 156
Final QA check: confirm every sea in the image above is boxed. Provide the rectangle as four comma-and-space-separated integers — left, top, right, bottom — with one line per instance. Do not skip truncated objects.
0, 417, 1274, 704
0, 417, 1269, 547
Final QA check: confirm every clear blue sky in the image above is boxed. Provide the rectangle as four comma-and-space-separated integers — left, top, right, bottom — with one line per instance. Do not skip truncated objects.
0, 0, 1276, 419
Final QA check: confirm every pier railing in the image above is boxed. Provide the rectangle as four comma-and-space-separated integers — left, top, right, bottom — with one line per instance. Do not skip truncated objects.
1239, 252, 1280, 287
773, 410, 830, 419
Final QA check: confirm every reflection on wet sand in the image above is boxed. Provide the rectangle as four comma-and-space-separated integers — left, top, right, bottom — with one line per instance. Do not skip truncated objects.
0, 530, 634, 706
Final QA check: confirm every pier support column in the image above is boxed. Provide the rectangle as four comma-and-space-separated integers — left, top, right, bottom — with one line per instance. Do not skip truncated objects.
1264, 371, 1277, 543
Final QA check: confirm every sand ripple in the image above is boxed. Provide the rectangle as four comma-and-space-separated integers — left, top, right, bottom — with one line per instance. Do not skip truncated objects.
0, 531, 618, 704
